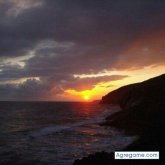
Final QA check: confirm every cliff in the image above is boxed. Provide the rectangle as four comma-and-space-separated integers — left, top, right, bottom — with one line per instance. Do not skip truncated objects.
101, 74, 165, 109
74, 74, 165, 164
100, 74, 165, 134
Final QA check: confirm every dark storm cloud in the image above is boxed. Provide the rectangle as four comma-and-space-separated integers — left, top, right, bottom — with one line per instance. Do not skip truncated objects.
0, 74, 127, 100
0, 79, 47, 100
0, 0, 164, 100
0, 0, 164, 57
0, 76, 64, 101
0, 41, 117, 79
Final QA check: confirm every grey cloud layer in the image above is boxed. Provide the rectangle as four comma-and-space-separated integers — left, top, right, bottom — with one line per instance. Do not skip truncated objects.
0, 0, 164, 57
0, 0, 164, 100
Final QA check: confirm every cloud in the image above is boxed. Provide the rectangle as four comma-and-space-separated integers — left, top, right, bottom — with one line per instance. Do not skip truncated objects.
0, 0, 164, 100
0, 0, 164, 57
0, 77, 66, 100
0, 79, 46, 100
0, 74, 127, 100
6, 0, 43, 16
62, 75, 128, 91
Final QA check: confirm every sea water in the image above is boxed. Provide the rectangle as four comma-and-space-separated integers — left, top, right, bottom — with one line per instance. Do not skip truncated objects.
0, 101, 136, 165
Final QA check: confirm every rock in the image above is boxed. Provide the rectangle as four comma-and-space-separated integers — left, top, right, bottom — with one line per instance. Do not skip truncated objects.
101, 74, 165, 135
73, 74, 165, 164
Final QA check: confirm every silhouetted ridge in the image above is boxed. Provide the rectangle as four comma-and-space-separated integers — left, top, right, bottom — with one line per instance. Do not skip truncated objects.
100, 74, 165, 134
101, 74, 165, 108
74, 74, 165, 164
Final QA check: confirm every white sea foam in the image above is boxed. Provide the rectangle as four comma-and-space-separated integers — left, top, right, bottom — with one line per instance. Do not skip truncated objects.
29, 106, 120, 138
0, 102, 137, 165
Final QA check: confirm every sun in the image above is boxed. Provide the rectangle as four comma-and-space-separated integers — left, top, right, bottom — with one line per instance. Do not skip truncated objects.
84, 95, 90, 101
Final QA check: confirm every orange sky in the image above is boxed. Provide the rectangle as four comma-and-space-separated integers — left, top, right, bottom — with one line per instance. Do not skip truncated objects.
64, 65, 165, 101
63, 30, 165, 101
0, 0, 164, 101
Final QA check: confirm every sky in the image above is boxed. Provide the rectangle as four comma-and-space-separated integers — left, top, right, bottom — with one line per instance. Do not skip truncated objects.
0, 0, 165, 101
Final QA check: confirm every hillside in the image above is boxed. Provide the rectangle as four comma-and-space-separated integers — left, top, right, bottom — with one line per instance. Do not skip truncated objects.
74, 74, 165, 164
100, 74, 165, 134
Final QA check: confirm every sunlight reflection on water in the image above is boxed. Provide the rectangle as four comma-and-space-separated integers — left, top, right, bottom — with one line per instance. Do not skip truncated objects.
0, 102, 137, 165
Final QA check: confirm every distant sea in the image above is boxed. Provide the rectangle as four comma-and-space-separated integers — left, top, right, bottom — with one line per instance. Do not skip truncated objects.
0, 101, 136, 165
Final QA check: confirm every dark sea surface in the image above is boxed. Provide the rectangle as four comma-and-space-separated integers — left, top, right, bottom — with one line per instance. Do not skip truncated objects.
0, 101, 136, 165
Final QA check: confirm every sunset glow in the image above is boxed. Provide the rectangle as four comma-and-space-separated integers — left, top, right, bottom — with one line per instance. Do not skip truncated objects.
84, 95, 90, 101
64, 65, 165, 101
0, 0, 164, 101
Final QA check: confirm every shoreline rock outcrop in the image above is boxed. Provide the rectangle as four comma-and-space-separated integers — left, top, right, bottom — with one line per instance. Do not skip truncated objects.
74, 74, 165, 164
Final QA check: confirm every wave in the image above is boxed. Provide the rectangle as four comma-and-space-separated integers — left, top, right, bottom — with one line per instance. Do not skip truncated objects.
29, 106, 120, 138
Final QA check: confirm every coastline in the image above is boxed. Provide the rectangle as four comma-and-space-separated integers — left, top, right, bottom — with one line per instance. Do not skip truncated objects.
73, 74, 165, 164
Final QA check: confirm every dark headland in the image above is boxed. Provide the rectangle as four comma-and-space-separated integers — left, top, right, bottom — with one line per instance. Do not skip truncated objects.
74, 74, 165, 165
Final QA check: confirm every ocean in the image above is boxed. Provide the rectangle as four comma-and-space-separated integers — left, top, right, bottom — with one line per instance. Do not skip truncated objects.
0, 101, 136, 165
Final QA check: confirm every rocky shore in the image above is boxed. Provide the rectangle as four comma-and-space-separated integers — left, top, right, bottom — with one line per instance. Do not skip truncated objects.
74, 74, 165, 164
